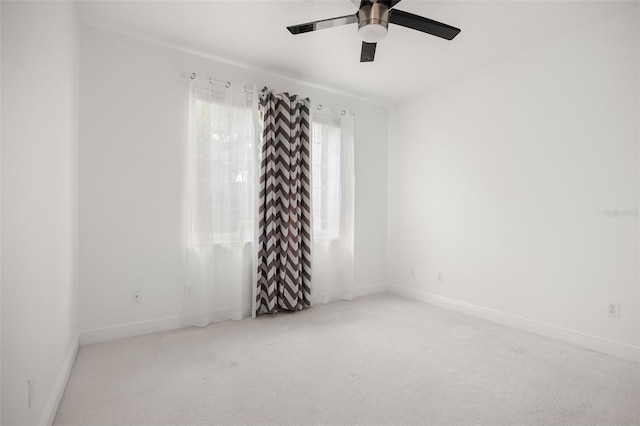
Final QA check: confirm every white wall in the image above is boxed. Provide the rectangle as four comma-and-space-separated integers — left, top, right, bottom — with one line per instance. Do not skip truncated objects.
1, 2, 79, 424
78, 26, 388, 335
388, 4, 639, 353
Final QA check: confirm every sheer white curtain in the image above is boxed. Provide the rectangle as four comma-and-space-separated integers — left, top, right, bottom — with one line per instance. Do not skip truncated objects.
182, 79, 259, 327
310, 109, 355, 304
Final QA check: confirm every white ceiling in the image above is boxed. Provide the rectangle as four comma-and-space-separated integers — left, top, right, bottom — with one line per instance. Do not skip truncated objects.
78, 0, 636, 105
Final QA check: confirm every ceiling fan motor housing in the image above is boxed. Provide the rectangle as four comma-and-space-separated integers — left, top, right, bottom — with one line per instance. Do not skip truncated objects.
358, 3, 389, 42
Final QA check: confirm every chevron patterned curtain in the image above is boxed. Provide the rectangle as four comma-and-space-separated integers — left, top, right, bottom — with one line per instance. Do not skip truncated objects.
255, 88, 312, 315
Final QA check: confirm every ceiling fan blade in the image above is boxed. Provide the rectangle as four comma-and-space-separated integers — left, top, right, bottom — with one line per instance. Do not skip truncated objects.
360, 42, 376, 62
287, 14, 358, 35
352, 0, 402, 7
380, 0, 403, 8
389, 9, 460, 40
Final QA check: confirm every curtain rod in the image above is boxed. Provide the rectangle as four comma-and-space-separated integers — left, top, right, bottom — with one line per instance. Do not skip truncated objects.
181, 72, 353, 117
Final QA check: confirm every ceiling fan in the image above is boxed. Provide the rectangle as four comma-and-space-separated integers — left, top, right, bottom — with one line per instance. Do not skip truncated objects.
287, 0, 460, 62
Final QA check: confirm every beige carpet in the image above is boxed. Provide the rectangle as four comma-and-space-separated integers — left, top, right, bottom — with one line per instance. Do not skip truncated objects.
55, 293, 640, 425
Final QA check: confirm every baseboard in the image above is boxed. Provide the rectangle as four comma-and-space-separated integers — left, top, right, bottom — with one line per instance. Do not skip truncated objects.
354, 283, 387, 298
41, 334, 79, 426
79, 286, 387, 345
387, 285, 640, 363
80, 316, 184, 345
182, 305, 253, 327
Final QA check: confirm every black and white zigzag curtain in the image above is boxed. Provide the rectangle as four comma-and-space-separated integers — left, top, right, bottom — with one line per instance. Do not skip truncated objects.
255, 88, 313, 315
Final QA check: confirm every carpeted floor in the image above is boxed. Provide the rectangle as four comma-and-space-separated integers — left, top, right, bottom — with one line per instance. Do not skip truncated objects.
55, 293, 640, 425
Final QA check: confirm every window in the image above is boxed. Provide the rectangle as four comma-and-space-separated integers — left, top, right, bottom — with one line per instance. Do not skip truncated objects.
311, 117, 341, 240
188, 84, 346, 244
189, 87, 255, 244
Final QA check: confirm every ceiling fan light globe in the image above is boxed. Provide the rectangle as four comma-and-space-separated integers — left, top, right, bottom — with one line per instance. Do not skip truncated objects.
358, 24, 388, 43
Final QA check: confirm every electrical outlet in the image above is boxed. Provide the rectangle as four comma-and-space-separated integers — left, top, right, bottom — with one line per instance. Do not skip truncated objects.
131, 290, 142, 303
438, 272, 444, 283
608, 303, 620, 318
27, 376, 35, 408
409, 268, 415, 278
